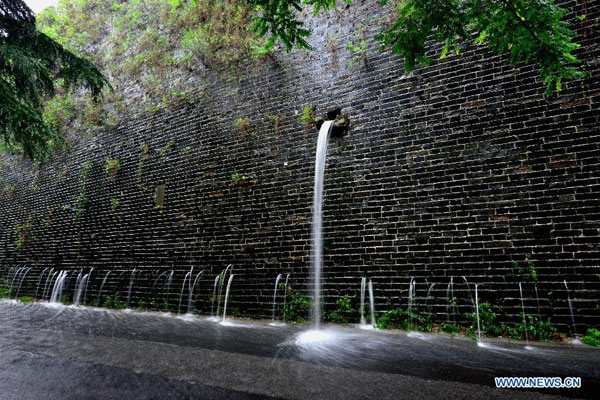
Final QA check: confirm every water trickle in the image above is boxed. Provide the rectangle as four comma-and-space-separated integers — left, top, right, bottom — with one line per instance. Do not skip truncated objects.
563, 280, 578, 337
281, 273, 290, 320
311, 120, 334, 329
518, 282, 529, 346
178, 267, 193, 314
187, 271, 204, 314
222, 274, 235, 321
164, 270, 174, 308
126, 269, 137, 308
271, 274, 282, 321
97, 271, 112, 305
73, 271, 83, 302
360, 277, 367, 325
368, 279, 376, 326
474, 283, 482, 343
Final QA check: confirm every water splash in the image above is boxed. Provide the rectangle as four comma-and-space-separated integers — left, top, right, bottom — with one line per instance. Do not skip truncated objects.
271, 274, 282, 321
222, 274, 235, 321
311, 120, 334, 329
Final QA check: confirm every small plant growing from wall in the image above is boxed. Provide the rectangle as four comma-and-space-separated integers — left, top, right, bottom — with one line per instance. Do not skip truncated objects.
299, 105, 316, 129
110, 198, 120, 212
105, 158, 121, 182
75, 161, 92, 218
14, 218, 34, 251
512, 256, 538, 282
231, 172, 258, 185
235, 117, 258, 139
160, 141, 175, 156
138, 143, 149, 184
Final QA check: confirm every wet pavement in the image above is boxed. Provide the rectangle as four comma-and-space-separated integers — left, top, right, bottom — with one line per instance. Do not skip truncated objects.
0, 300, 598, 399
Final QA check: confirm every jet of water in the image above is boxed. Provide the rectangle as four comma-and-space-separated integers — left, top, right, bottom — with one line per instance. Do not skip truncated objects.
97, 271, 112, 305
50, 271, 68, 303
282, 273, 290, 320
126, 269, 137, 308
311, 120, 334, 329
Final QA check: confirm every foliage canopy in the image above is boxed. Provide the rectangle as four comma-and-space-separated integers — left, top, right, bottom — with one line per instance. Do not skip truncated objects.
0, 0, 109, 161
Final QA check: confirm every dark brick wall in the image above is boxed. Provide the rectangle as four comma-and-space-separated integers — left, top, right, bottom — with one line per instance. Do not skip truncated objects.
1, 1, 599, 333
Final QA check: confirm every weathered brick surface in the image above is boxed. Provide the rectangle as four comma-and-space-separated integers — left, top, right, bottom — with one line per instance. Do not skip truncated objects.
1, 2, 599, 332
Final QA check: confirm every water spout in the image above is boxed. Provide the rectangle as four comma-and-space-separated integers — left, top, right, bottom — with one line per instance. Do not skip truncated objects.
126, 269, 136, 308
15, 267, 32, 298
282, 273, 290, 320
74, 274, 89, 305
311, 120, 334, 329
34, 268, 49, 299
211, 275, 220, 316
49, 271, 67, 303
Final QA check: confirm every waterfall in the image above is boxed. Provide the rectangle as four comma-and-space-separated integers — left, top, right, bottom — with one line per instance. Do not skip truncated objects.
271, 274, 283, 321
222, 274, 235, 321
360, 277, 367, 325
311, 120, 334, 329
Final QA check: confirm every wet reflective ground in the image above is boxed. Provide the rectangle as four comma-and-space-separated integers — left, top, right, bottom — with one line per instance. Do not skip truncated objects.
0, 300, 598, 399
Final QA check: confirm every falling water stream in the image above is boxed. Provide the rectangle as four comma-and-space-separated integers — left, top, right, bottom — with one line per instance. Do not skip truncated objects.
564, 280, 578, 337
360, 277, 367, 325
178, 267, 193, 314
222, 274, 235, 321
474, 283, 482, 343
311, 120, 334, 329
97, 271, 112, 305
272, 274, 282, 321
368, 279, 376, 326
518, 282, 530, 347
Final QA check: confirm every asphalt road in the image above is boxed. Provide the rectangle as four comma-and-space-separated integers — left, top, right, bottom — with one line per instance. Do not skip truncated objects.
0, 300, 598, 399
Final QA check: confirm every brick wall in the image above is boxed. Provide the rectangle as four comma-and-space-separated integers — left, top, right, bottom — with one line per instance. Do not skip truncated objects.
1, 1, 599, 333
